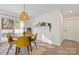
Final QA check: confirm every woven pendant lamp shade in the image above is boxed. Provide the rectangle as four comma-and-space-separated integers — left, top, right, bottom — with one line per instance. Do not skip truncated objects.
20, 11, 29, 21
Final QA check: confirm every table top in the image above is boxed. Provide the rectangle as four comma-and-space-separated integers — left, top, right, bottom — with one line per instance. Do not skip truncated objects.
13, 33, 33, 39
25, 34, 33, 37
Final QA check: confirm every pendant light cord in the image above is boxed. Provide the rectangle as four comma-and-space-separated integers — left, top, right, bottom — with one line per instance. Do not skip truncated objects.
24, 4, 25, 11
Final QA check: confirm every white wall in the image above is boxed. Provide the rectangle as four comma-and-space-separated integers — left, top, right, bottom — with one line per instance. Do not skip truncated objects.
64, 17, 79, 42
31, 9, 64, 46
77, 18, 79, 42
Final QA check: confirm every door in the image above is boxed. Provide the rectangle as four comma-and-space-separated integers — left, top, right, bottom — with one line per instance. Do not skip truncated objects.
64, 19, 77, 41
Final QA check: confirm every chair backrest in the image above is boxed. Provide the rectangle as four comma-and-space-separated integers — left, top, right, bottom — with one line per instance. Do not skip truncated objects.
31, 33, 38, 41
16, 36, 29, 48
35, 33, 37, 40
23, 31, 26, 36
6, 33, 14, 44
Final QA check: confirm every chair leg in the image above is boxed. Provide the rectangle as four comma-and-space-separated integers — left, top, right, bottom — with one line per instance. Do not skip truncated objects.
34, 41, 37, 49
29, 42, 32, 52
27, 46, 30, 55
18, 48, 20, 54
15, 47, 20, 55
15, 47, 17, 55
7, 45, 12, 55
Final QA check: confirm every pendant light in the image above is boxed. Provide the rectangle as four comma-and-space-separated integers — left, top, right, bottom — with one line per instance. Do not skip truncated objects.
20, 4, 29, 21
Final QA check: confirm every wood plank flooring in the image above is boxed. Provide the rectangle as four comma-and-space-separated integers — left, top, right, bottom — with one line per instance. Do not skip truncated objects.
43, 39, 79, 55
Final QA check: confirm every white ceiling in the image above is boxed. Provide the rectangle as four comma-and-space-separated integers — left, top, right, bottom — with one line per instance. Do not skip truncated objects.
0, 4, 79, 18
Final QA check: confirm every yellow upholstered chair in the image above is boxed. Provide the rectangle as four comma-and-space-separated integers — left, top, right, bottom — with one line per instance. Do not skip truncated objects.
30, 33, 38, 48
6, 33, 15, 55
15, 36, 30, 55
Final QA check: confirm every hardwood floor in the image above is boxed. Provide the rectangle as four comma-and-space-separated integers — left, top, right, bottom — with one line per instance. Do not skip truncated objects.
43, 39, 79, 55
0, 39, 79, 55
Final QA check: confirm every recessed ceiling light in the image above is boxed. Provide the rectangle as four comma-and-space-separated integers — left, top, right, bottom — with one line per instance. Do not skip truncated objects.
69, 10, 72, 13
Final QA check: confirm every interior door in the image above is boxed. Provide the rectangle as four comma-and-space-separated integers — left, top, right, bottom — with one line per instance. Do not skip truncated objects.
64, 19, 77, 41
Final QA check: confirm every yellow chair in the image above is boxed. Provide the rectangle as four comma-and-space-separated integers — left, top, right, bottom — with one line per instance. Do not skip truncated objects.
6, 33, 15, 55
30, 33, 38, 48
15, 36, 30, 55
